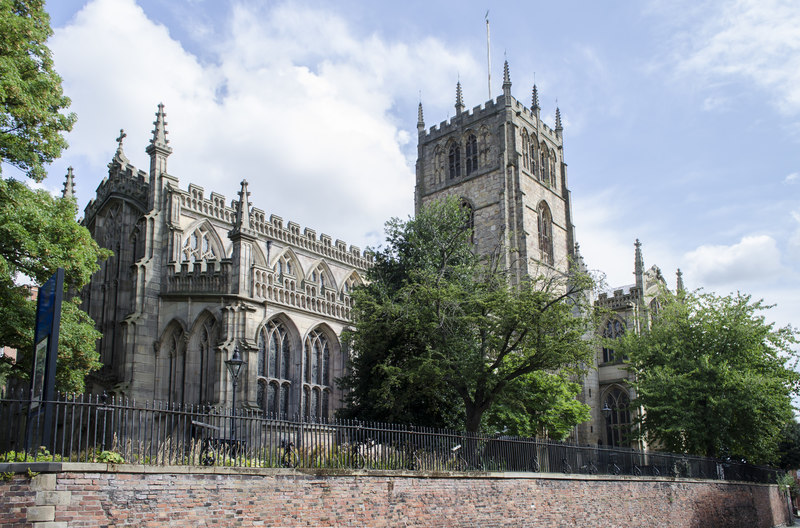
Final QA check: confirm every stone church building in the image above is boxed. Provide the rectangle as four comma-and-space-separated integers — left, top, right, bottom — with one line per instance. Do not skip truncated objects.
78, 62, 676, 446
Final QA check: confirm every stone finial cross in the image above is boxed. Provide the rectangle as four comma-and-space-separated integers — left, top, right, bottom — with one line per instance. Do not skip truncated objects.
116, 129, 127, 149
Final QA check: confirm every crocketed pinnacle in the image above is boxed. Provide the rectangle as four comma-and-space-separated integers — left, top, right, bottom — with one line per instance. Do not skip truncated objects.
555, 107, 563, 131
235, 179, 252, 231
502, 60, 511, 87
634, 239, 644, 294
676, 268, 685, 293
62, 167, 75, 199
532, 84, 540, 110
455, 82, 465, 114
149, 103, 170, 151
417, 102, 425, 132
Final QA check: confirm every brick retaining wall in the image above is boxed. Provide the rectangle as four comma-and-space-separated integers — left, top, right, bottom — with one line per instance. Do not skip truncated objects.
0, 464, 792, 527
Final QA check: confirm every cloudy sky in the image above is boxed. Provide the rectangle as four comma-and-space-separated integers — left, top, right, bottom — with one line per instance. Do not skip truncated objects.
37, 0, 799, 330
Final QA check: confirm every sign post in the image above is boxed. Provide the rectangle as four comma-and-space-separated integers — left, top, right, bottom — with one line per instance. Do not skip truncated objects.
26, 268, 64, 452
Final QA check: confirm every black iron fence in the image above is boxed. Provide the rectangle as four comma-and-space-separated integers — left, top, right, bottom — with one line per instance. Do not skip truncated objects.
0, 392, 779, 484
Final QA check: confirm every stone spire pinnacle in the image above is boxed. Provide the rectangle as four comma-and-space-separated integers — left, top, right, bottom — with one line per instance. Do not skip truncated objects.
455, 81, 465, 115
555, 106, 563, 136
235, 179, 252, 231
417, 101, 425, 133
634, 239, 644, 295
149, 103, 171, 153
532, 84, 540, 111
502, 60, 512, 104
676, 268, 685, 293
62, 166, 75, 199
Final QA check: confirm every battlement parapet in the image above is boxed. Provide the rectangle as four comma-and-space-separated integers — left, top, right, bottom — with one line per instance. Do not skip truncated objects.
84, 163, 148, 222
420, 95, 561, 146
173, 184, 373, 269
165, 259, 232, 295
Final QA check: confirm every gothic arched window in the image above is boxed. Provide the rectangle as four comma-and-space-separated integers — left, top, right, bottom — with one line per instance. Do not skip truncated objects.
303, 329, 331, 420
448, 143, 461, 179
460, 199, 475, 244
540, 147, 548, 183
530, 138, 538, 177
465, 134, 478, 175
521, 131, 530, 170
601, 319, 625, 364
604, 387, 631, 448
182, 226, 217, 263
537, 202, 554, 265
257, 320, 293, 416
549, 149, 557, 187
198, 318, 217, 406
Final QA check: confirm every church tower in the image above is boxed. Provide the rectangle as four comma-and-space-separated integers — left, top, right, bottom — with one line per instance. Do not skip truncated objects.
415, 61, 577, 279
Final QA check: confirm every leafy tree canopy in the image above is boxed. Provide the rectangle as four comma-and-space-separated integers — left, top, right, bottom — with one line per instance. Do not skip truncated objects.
778, 420, 800, 470
618, 289, 799, 464
0, 180, 110, 392
0, 0, 76, 181
338, 197, 594, 436
0, 2, 108, 393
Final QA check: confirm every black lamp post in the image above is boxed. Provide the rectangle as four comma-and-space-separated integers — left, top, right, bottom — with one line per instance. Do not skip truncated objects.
225, 345, 246, 443
602, 401, 613, 446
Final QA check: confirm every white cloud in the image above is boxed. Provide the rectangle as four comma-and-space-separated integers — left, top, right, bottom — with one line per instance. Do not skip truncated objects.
683, 235, 782, 286
669, 0, 800, 115
785, 172, 799, 183
49, 0, 478, 250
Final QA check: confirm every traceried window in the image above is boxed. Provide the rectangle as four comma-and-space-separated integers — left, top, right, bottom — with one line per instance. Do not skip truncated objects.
465, 134, 478, 175
448, 143, 461, 179
303, 329, 331, 420
540, 148, 549, 185
197, 319, 217, 406
549, 150, 557, 187
460, 199, 475, 244
342, 273, 361, 295
530, 139, 538, 177
276, 254, 295, 277
182, 227, 217, 262
521, 132, 530, 170
537, 202, 554, 265
604, 387, 631, 448
601, 319, 625, 364
257, 320, 292, 416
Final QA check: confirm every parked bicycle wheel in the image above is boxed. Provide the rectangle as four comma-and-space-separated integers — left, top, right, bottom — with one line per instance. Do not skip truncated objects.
528, 457, 540, 472
632, 465, 642, 477
561, 458, 572, 474
281, 447, 299, 468
350, 452, 366, 470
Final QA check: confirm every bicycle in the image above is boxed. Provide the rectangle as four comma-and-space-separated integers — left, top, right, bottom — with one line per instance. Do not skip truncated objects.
448, 444, 470, 471
607, 454, 621, 475
561, 457, 572, 474
528, 454, 540, 472
579, 459, 598, 475
280, 438, 299, 468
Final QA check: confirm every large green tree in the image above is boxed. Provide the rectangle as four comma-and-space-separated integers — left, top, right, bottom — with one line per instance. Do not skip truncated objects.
338, 197, 593, 436
618, 290, 799, 464
0, 1, 109, 393
1, 0, 76, 182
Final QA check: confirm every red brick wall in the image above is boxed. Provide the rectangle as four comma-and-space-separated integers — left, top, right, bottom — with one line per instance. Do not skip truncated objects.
0, 465, 792, 527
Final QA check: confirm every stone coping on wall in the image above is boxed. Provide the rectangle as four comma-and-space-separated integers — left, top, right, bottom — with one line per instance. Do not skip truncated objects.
0, 461, 780, 486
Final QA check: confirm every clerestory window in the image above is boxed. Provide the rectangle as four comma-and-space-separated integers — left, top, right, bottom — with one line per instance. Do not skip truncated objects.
465, 134, 478, 175
537, 202, 554, 265
601, 319, 625, 364
448, 143, 461, 179
182, 227, 217, 262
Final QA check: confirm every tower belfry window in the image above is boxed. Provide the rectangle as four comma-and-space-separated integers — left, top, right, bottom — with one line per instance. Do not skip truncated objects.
537, 202, 554, 265
465, 134, 478, 175
448, 143, 461, 179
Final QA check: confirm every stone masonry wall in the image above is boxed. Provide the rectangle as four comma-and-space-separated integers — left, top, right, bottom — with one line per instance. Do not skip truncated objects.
0, 464, 791, 528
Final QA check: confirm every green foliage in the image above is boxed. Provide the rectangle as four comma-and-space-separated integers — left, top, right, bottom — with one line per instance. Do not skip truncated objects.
618, 289, 799, 464
778, 421, 800, 470
0, 0, 76, 182
485, 371, 590, 440
338, 197, 594, 434
94, 450, 125, 464
0, 176, 109, 393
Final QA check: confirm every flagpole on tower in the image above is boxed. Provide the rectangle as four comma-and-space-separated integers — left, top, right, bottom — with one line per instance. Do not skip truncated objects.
486, 10, 492, 100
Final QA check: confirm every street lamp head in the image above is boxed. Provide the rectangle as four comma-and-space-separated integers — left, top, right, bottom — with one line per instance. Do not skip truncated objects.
602, 401, 612, 420
225, 345, 246, 382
